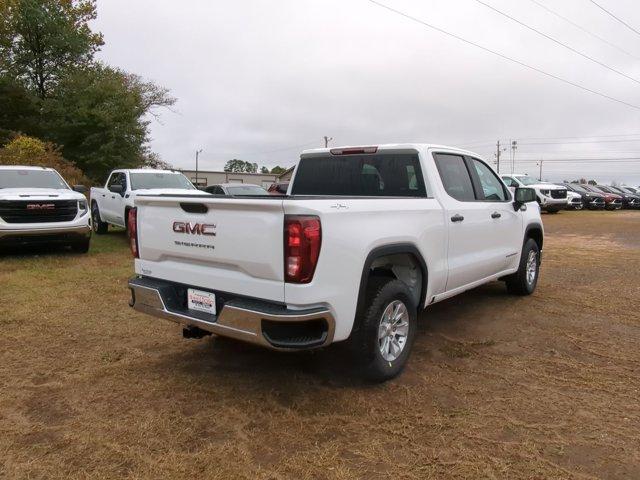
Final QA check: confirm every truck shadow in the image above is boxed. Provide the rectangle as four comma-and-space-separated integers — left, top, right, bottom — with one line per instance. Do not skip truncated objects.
150, 281, 513, 393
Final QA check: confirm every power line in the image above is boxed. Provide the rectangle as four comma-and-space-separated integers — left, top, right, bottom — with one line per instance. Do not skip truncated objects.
529, 0, 639, 60
511, 157, 640, 162
474, 0, 640, 85
514, 132, 640, 140
366, 0, 640, 110
520, 138, 640, 145
588, 0, 640, 38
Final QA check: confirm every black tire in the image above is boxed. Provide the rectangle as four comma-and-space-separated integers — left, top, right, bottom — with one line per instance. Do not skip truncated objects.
349, 277, 418, 382
71, 237, 91, 254
91, 202, 108, 234
546, 207, 559, 214
505, 238, 540, 296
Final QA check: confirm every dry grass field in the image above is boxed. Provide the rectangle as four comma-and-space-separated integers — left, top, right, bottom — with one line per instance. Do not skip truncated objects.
1, 211, 639, 479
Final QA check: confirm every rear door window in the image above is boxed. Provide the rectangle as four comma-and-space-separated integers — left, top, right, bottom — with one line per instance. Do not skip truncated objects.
433, 153, 475, 201
291, 153, 426, 197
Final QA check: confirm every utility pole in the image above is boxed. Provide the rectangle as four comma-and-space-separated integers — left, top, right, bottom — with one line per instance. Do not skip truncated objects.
323, 136, 333, 148
538, 158, 543, 181
195, 149, 203, 186
495, 140, 506, 173
510, 140, 518, 174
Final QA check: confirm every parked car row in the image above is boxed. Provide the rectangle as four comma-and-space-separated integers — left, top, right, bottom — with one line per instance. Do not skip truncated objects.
2, 162, 638, 254
501, 173, 639, 212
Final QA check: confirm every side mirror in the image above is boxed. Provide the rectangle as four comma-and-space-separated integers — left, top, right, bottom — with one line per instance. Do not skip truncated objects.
108, 184, 124, 195
514, 187, 536, 210
73, 185, 87, 194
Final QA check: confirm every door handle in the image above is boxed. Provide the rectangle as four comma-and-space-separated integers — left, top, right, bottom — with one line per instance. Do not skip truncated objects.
451, 214, 464, 222
491, 212, 501, 219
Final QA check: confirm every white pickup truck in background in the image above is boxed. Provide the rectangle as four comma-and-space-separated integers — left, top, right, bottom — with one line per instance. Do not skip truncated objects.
0, 166, 91, 252
127, 144, 543, 381
90, 169, 205, 234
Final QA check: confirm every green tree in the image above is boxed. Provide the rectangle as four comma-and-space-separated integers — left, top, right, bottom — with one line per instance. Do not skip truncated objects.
0, 0, 103, 99
42, 65, 174, 180
270, 166, 286, 174
224, 159, 258, 173
0, 76, 41, 143
260, 166, 269, 173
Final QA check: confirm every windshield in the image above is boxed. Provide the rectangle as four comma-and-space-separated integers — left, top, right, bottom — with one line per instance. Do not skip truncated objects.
0, 169, 68, 189
568, 184, 588, 193
514, 176, 538, 186
623, 187, 637, 193
227, 185, 268, 196
129, 172, 195, 190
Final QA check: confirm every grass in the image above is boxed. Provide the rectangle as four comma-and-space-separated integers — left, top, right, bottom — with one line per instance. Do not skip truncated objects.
1, 213, 639, 479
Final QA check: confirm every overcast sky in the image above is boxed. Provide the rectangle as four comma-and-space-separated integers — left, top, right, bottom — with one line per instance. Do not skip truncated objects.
93, 0, 640, 184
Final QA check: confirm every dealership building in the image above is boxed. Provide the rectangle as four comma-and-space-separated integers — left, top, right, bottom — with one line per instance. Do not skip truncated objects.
180, 168, 293, 189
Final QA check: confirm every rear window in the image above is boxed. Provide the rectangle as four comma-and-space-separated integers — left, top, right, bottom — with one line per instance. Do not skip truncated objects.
291, 153, 426, 196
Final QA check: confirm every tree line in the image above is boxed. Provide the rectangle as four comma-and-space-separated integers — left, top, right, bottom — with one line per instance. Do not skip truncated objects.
223, 159, 287, 174
0, 0, 174, 183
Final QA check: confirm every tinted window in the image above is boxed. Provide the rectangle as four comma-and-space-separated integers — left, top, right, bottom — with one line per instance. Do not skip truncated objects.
129, 172, 195, 190
433, 153, 475, 201
471, 158, 507, 201
291, 153, 426, 196
107, 172, 125, 188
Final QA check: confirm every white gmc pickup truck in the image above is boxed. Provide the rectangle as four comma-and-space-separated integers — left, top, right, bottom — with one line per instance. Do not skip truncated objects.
127, 144, 542, 381
90, 169, 203, 234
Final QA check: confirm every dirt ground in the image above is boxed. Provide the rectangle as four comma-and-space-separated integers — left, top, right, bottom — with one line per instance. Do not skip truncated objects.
1, 210, 639, 479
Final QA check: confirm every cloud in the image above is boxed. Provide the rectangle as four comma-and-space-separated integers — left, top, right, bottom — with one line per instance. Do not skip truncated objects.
94, 0, 640, 184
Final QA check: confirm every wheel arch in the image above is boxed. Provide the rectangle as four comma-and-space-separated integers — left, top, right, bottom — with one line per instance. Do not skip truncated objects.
355, 243, 429, 321
524, 222, 543, 250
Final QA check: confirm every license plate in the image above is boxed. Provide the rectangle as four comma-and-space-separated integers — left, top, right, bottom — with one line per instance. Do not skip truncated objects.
187, 289, 216, 315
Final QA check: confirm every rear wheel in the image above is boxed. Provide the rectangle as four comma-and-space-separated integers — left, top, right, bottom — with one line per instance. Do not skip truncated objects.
92, 202, 108, 234
505, 238, 540, 295
349, 278, 418, 382
546, 207, 560, 214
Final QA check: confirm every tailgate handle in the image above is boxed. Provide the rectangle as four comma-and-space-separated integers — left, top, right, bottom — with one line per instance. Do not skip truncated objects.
180, 203, 208, 214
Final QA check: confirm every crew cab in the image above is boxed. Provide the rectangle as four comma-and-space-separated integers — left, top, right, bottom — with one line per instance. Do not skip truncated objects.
0, 166, 91, 252
90, 169, 205, 234
501, 174, 567, 213
127, 144, 543, 381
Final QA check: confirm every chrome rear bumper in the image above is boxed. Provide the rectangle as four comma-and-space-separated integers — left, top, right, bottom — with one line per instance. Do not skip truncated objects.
128, 276, 335, 350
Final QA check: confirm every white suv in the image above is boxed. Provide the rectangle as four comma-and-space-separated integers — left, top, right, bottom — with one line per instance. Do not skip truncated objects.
0, 166, 91, 252
501, 174, 568, 213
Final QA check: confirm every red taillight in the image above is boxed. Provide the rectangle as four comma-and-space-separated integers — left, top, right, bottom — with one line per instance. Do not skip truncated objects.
330, 146, 378, 155
284, 215, 321, 283
127, 207, 139, 258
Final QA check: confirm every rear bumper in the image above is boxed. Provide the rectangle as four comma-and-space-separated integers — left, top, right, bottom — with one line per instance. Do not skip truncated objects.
128, 276, 336, 350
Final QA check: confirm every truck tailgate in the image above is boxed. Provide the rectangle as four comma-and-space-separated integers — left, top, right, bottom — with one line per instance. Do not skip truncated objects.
134, 195, 285, 302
